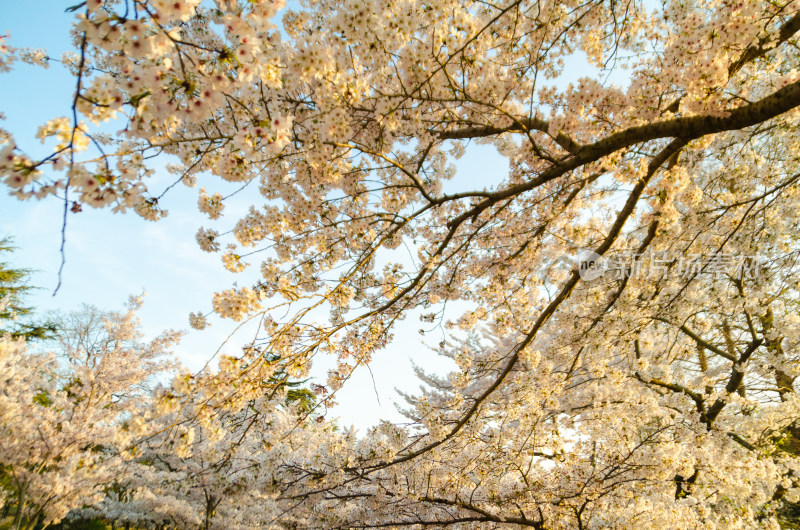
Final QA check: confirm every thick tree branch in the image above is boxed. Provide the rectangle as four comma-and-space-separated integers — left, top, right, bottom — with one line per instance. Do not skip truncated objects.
706, 339, 765, 424
445, 79, 800, 230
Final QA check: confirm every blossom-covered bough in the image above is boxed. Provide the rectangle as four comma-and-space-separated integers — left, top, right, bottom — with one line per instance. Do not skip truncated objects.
4, 0, 800, 526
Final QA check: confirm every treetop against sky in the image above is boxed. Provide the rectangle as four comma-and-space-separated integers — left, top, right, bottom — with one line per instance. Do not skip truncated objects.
2, 0, 800, 527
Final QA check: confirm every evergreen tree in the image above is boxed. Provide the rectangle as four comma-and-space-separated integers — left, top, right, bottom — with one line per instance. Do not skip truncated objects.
0, 237, 56, 341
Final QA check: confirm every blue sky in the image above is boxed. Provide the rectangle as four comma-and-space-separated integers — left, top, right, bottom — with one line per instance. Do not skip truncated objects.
0, 1, 608, 431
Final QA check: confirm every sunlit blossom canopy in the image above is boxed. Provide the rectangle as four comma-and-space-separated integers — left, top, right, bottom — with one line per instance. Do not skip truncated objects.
2, 0, 800, 526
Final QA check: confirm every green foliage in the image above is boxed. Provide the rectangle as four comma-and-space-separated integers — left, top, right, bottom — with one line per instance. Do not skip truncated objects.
252, 348, 318, 414
285, 387, 316, 415
0, 238, 56, 341
779, 502, 800, 529
47, 518, 110, 530
32, 390, 52, 408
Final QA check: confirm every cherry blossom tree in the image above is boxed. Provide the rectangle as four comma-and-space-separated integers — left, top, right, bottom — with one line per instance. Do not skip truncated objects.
78, 343, 327, 530
0, 296, 179, 529
84, 381, 335, 529
3, 0, 800, 526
